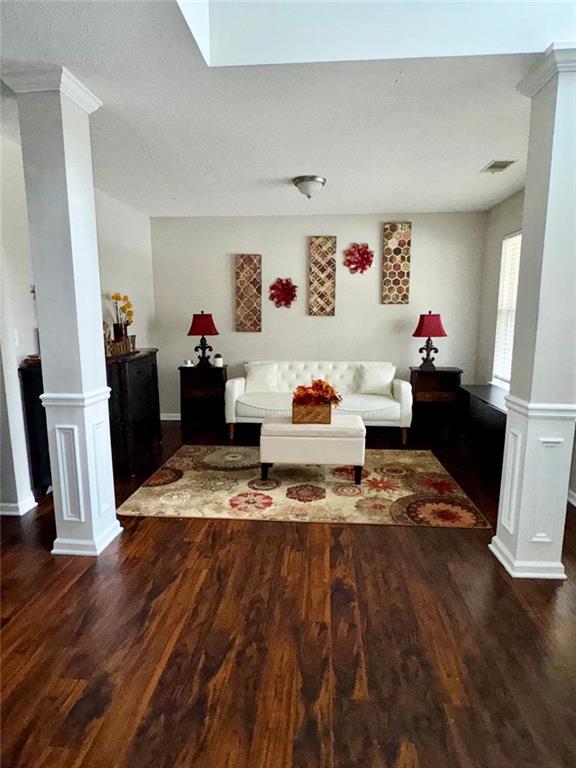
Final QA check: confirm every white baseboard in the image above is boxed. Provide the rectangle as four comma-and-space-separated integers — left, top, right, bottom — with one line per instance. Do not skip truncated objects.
489, 536, 567, 580
161, 413, 181, 421
51, 520, 122, 556
0, 493, 37, 516
569, 489, 576, 508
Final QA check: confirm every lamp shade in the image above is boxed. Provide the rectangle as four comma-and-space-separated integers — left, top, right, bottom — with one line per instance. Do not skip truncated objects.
187, 311, 219, 336
412, 311, 447, 338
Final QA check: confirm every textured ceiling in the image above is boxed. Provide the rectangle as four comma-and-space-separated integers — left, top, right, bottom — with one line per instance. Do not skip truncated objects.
1, 1, 534, 217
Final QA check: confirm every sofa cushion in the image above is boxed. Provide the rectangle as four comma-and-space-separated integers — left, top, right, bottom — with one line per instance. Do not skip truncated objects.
237, 392, 292, 417
236, 392, 400, 421
339, 394, 400, 420
245, 362, 278, 393
358, 363, 396, 397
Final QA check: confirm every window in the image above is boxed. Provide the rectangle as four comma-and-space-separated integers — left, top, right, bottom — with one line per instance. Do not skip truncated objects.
492, 232, 522, 387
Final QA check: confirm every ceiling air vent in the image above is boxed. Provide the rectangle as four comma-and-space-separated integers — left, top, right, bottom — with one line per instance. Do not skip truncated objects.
481, 160, 515, 174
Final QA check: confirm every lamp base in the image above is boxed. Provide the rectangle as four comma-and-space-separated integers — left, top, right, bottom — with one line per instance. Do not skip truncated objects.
194, 336, 213, 367
418, 337, 439, 369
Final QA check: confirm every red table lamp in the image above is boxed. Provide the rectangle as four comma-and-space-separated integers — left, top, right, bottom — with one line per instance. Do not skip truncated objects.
412, 310, 447, 370
187, 311, 219, 367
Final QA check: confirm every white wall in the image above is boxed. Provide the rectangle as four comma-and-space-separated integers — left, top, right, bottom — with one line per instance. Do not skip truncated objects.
151, 212, 486, 414
0, 135, 156, 355
1, 135, 38, 358
95, 189, 156, 346
1, 136, 37, 510
476, 189, 524, 383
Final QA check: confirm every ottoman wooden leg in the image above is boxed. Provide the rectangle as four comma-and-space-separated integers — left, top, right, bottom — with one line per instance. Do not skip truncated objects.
354, 465, 363, 485
261, 463, 271, 481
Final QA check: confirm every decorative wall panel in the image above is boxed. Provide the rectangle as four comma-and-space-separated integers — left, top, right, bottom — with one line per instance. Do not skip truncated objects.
235, 254, 262, 332
55, 424, 84, 522
382, 222, 411, 304
308, 236, 336, 316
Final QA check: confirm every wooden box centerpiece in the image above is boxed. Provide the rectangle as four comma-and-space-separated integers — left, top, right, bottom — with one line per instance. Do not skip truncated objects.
292, 379, 342, 425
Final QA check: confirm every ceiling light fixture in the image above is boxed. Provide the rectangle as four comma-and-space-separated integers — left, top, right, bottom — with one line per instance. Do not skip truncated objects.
292, 175, 327, 199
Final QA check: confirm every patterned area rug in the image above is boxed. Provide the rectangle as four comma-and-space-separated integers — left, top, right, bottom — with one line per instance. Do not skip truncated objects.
118, 446, 490, 529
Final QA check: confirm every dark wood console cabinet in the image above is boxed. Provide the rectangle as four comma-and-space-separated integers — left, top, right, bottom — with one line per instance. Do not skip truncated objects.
19, 349, 161, 490
457, 384, 507, 483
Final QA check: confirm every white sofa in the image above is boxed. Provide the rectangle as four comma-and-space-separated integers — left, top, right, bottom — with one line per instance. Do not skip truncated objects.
225, 360, 412, 444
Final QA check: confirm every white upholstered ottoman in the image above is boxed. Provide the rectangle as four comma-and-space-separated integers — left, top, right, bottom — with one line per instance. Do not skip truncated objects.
260, 415, 366, 484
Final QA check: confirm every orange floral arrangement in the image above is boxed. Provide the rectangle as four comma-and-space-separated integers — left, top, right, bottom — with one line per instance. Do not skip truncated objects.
293, 379, 342, 407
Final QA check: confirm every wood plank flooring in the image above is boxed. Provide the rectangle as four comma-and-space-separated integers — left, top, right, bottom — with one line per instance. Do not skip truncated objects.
2, 424, 575, 768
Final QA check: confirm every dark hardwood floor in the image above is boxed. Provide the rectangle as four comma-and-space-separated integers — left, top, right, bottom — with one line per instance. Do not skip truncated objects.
2, 423, 575, 768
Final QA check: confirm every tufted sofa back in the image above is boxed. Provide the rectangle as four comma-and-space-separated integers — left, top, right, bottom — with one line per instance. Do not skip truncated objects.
248, 361, 396, 394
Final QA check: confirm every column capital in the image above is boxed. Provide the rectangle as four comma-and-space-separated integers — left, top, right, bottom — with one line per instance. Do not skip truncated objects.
518, 42, 576, 98
1, 66, 102, 113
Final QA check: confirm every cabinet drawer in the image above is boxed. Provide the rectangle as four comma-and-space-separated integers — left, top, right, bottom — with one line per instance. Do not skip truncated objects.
183, 387, 224, 399
415, 391, 457, 402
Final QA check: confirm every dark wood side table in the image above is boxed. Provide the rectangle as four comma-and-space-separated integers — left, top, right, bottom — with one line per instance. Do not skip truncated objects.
409, 366, 463, 438
410, 366, 463, 403
179, 365, 227, 442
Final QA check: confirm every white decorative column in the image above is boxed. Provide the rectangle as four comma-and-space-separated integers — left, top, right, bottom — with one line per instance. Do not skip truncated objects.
2, 68, 121, 555
490, 44, 576, 579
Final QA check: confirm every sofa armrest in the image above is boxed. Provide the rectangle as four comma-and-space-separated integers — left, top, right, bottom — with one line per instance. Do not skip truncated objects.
392, 378, 413, 427
225, 377, 246, 423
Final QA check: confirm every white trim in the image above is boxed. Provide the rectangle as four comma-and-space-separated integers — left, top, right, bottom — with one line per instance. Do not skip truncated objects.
489, 536, 567, 580
41, 387, 111, 408
0, 494, 37, 516
518, 43, 576, 98
2, 66, 102, 113
568, 489, 576, 508
51, 519, 122, 557
505, 395, 576, 420
161, 413, 181, 421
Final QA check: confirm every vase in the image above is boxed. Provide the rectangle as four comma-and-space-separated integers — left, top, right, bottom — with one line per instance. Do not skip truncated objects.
113, 322, 127, 341
292, 403, 331, 424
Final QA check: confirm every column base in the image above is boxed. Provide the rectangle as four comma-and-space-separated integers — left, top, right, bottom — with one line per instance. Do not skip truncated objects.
52, 519, 122, 557
0, 494, 38, 516
489, 536, 567, 580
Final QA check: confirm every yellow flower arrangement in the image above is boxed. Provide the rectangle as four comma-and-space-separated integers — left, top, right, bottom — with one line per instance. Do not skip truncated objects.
108, 292, 134, 325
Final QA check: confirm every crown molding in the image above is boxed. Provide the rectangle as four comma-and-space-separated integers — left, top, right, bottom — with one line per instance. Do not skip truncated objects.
1, 66, 102, 113
518, 42, 576, 98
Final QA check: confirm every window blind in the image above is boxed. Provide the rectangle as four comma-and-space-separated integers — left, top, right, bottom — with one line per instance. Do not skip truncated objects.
492, 232, 522, 386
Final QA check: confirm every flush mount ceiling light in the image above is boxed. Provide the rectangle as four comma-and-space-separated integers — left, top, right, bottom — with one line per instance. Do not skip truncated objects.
292, 175, 327, 199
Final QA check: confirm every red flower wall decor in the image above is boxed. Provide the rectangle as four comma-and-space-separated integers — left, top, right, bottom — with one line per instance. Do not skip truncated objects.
343, 242, 374, 274
269, 277, 298, 308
